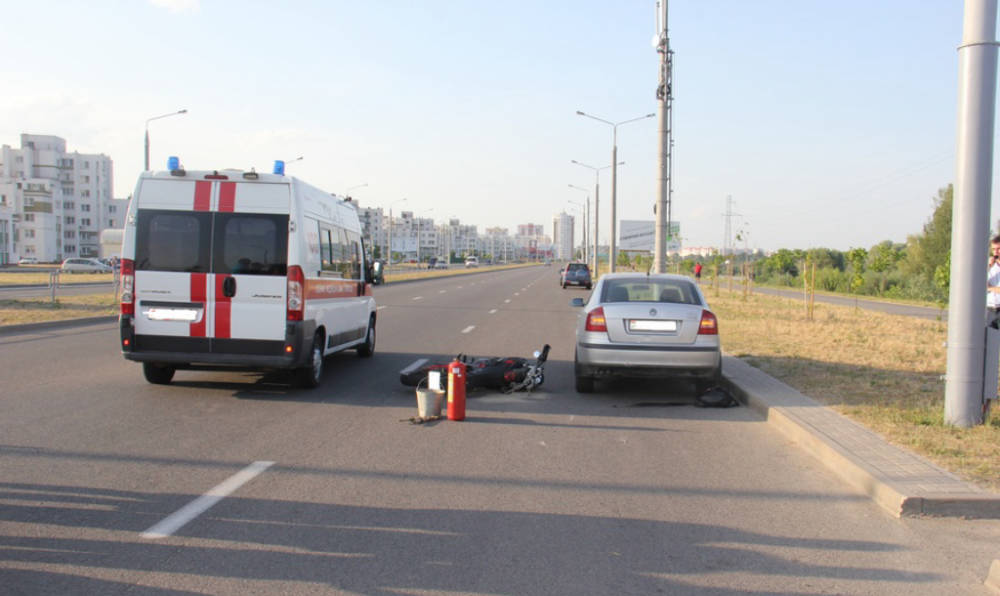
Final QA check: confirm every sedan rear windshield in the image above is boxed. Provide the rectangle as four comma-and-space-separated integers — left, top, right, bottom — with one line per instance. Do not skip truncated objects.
601, 279, 702, 305
567, 263, 589, 272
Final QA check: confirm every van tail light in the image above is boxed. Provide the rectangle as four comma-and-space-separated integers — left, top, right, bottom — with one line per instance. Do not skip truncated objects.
120, 259, 135, 315
585, 306, 607, 332
698, 310, 719, 335
287, 265, 305, 321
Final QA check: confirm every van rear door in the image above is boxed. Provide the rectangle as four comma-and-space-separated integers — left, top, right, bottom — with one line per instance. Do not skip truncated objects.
132, 178, 289, 358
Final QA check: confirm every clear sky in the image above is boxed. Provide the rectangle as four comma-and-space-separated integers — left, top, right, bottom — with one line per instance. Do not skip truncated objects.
0, 1, 992, 252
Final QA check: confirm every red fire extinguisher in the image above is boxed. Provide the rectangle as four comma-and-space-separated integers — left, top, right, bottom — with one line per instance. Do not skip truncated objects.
447, 358, 466, 421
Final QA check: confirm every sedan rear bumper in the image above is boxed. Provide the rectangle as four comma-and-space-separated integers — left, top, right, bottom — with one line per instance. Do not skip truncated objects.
575, 340, 721, 379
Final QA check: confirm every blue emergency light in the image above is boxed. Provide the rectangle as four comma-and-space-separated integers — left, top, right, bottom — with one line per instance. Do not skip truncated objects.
167, 156, 180, 171
273, 160, 285, 176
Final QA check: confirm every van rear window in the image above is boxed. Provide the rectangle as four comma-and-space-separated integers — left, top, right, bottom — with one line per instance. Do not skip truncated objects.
214, 214, 288, 276
134, 210, 287, 275
135, 210, 210, 272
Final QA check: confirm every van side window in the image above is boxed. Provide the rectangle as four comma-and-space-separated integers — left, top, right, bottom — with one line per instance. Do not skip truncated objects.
346, 231, 362, 280
214, 213, 288, 276
320, 225, 342, 276
135, 210, 210, 272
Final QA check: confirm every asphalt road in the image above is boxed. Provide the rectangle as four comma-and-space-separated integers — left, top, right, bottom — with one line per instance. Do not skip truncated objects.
1, 266, 997, 595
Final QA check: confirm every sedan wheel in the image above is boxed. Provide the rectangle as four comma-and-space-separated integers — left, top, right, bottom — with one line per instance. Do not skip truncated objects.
574, 351, 594, 393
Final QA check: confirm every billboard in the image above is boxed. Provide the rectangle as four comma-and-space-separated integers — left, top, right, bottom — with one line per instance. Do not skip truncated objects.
620, 220, 681, 252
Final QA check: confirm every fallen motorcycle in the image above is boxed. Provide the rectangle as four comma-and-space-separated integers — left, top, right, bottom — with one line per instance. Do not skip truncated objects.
400, 344, 550, 394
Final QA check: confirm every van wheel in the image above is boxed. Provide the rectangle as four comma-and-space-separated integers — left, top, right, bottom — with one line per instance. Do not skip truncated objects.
143, 362, 175, 385
357, 317, 376, 357
295, 334, 324, 388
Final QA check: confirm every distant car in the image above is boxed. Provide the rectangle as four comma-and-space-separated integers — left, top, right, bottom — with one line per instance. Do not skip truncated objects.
434, 259, 449, 269
560, 262, 591, 289
465, 256, 479, 268
571, 273, 722, 397
60, 257, 112, 274
18, 257, 38, 265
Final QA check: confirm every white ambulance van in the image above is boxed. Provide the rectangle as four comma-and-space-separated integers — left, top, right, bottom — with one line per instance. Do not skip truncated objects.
119, 158, 377, 388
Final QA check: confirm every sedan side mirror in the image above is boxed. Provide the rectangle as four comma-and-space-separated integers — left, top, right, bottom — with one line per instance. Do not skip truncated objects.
570, 298, 585, 307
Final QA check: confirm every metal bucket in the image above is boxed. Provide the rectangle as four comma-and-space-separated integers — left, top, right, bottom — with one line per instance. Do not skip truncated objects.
415, 386, 445, 418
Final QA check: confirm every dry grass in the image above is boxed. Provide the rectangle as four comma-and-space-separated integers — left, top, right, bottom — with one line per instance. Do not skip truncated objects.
709, 287, 1000, 492
0, 272, 115, 285
0, 293, 118, 326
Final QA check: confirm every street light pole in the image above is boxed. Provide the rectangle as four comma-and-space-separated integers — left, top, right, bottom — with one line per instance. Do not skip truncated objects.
567, 200, 585, 260
577, 110, 655, 272
572, 160, 622, 276
345, 182, 368, 197
568, 184, 590, 262
387, 197, 407, 266
144, 109, 188, 171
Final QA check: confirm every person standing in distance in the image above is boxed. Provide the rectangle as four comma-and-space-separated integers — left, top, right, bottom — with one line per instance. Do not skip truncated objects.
988, 235, 1000, 326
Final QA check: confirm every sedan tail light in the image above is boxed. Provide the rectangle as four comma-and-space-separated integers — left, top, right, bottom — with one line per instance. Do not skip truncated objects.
698, 309, 719, 335
585, 306, 607, 332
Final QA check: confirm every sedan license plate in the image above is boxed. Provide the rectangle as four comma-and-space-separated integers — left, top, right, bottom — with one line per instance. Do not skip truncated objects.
628, 319, 677, 332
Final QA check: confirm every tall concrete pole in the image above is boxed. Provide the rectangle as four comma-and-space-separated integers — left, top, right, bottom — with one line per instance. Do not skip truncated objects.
945, 0, 999, 427
593, 175, 600, 274
653, 0, 671, 273
610, 141, 618, 271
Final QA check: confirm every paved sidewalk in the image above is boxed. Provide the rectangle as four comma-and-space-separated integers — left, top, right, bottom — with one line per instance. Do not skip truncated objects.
722, 354, 1000, 519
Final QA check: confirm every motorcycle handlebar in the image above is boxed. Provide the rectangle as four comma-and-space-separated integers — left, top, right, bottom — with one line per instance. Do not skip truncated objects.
537, 344, 550, 364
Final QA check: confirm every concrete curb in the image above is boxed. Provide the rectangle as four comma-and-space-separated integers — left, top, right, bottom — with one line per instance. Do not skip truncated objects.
986, 559, 1000, 594
0, 315, 117, 336
721, 354, 1000, 519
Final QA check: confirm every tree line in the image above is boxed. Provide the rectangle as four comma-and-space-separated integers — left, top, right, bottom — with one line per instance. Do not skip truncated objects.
665, 184, 956, 304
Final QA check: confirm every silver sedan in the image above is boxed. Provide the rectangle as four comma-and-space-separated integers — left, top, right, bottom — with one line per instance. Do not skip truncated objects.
571, 273, 721, 395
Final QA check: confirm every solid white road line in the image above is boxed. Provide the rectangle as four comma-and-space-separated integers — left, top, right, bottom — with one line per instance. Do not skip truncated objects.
141, 461, 275, 539
461, 326, 475, 334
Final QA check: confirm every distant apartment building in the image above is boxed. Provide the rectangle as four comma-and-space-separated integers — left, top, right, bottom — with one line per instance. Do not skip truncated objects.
552, 212, 574, 260
515, 222, 551, 260
0, 134, 114, 263
483, 226, 515, 263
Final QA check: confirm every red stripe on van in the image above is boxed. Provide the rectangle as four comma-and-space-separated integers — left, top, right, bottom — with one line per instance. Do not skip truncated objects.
214, 275, 232, 339
190, 273, 207, 337
194, 181, 211, 211
218, 182, 236, 212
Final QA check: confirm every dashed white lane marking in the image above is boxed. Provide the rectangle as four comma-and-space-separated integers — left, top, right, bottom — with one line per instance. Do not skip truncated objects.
376, 306, 387, 311
461, 326, 475, 334
412, 296, 423, 301
488, 309, 498, 314
142, 461, 274, 539
504, 299, 511, 303
514, 292, 520, 296
439, 290, 446, 294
